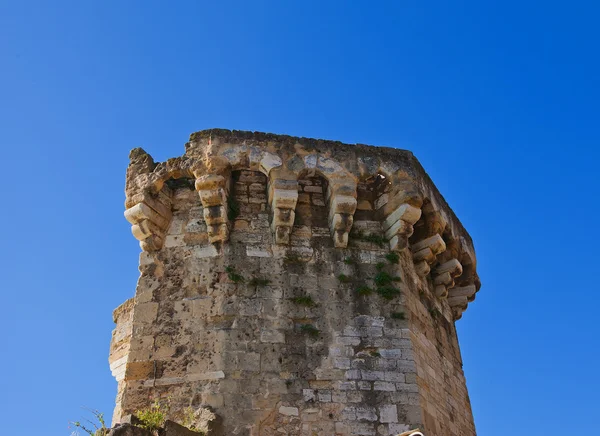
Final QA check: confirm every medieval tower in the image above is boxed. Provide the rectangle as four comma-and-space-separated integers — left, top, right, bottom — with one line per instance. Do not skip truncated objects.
109, 129, 481, 436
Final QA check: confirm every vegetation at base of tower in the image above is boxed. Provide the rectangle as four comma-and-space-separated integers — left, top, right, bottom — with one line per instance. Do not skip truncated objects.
356, 285, 373, 296
290, 295, 316, 307
249, 277, 270, 286
376, 286, 401, 300
385, 252, 400, 264
374, 271, 401, 287
391, 311, 406, 320
225, 266, 245, 283
375, 262, 385, 271
69, 409, 108, 436
369, 350, 382, 357
300, 323, 320, 338
135, 399, 168, 432
337, 273, 351, 283
343, 256, 355, 265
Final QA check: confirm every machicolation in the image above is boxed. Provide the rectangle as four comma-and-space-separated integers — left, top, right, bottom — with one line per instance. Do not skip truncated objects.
109, 129, 481, 436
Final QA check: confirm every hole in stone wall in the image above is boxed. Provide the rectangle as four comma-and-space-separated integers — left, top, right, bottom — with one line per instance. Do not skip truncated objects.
165, 177, 198, 212
230, 170, 268, 218
355, 174, 391, 221
295, 171, 329, 227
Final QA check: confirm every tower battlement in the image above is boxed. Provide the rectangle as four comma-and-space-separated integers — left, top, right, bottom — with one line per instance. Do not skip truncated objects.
110, 129, 481, 435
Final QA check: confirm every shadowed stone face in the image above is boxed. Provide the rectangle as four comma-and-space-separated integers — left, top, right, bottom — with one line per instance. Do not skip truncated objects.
110, 129, 481, 436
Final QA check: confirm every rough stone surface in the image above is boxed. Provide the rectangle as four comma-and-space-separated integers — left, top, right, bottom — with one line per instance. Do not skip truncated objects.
110, 129, 482, 436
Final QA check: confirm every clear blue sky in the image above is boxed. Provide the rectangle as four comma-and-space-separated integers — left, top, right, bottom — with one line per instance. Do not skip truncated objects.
1, 1, 598, 435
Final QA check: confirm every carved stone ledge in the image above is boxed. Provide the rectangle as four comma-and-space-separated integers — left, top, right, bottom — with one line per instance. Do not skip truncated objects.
382, 204, 422, 251
328, 194, 357, 248
195, 174, 230, 244
410, 234, 447, 277
269, 178, 298, 244
431, 258, 463, 298
124, 190, 172, 251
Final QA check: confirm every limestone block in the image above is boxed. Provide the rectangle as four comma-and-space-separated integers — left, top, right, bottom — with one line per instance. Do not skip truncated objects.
125, 203, 169, 229
330, 195, 358, 215
278, 406, 299, 416
448, 285, 477, 298
198, 188, 227, 207
259, 152, 282, 174
379, 404, 398, 423
411, 234, 446, 254
383, 204, 421, 232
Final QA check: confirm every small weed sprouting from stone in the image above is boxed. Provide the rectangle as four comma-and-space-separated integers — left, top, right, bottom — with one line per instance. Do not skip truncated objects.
429, 308, 441, 320
284, 252, 302, 264
385, 252, 400, 264
370, 351, 381, 357
285, 379, 293, 387
69, 409, 108, 436
290, 295, 316, 307
363, 233, 386, 247
376, 286, 401, 300
225, 266, 245, 283
343, 256, 354, 265
300, 324, 320, 338
135, 399, 169, 432
356, 285, 373, 296
374, 271, 401, 286
375, 262, 385, 271
249, 277, 270, 286
338, 274, 351, 283
391, 311, 406, 320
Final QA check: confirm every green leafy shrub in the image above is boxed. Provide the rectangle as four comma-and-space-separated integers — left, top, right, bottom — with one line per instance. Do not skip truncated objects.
375, 262, 385, 271
385, 252, 400, 264
374, 271, 401, 286
391, 311, 406, 320
376, 286, 401, 300
290, 295, 316, 307
225, 266, 244, 283
135, 399, 168, 432
343, 256, 354, 265
363, 233, 386, 247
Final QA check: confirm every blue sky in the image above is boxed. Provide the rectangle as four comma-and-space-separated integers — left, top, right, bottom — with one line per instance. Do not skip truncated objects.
1, 1, 598, 435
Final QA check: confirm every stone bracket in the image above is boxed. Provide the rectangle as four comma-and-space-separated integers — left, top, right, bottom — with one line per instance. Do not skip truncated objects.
382, 204, 422, 251
195, 174, 230, 244
410, 234, 447, 277
268, 178, 299, 244
328, 194, 357, 248
431, 258, 463, 298
124, 191, 172, 252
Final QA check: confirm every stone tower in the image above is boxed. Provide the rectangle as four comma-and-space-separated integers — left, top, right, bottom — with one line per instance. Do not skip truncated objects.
109, 129, 481, 436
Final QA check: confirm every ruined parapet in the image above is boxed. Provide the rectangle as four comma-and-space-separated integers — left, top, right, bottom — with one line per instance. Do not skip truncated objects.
111, 129, 482, 436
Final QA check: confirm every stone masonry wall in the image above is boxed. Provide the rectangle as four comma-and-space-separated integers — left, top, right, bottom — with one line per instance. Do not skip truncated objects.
111, 129, 481, 436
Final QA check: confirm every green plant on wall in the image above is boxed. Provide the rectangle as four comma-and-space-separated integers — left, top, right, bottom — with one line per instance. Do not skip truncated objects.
337, 273, 351, 283
300, 324, 320, 338
225, 266, 245, 283
356, 285, 373, 296
290, 295, 316, 307
376, 286, 401, 300
135, 399, 169, 433
385, 252, 400, 264
391, 311, 406, 320
69, 409, 108, 436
